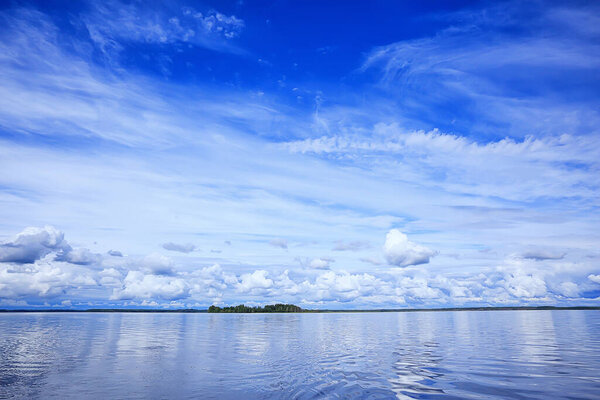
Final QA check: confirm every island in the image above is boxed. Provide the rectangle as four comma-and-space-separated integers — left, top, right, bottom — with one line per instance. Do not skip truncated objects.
208, 304, 303, 313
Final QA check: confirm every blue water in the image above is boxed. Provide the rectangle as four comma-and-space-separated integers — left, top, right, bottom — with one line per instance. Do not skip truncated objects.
0, 311, 599, 399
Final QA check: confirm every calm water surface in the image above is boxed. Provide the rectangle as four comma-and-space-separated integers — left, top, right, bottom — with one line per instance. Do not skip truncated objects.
0, 310, 599, 399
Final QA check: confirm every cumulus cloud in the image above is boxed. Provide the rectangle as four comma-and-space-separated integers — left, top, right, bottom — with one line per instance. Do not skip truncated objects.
162, 242, 196, 253
237, 270, 273, 293
111, 270, 189, 300
269, 238, 288, 249
0, 226, 70, 264
189, 264, 238, 300
383, 229, 436, 267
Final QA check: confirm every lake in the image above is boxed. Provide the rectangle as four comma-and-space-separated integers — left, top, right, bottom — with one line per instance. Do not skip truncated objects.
0, 310, 599, 399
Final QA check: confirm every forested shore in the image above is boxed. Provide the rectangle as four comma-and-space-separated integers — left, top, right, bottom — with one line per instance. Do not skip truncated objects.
208, 304, 303, 313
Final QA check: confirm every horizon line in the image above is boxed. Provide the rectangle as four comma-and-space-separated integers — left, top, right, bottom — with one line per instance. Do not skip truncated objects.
1, 306, 599, 313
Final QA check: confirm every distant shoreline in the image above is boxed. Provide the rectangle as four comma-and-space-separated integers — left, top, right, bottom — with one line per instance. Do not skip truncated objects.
1, 306, 598, 313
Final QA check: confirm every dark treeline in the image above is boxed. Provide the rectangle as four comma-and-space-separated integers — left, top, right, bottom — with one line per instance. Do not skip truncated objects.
208, 304, 303, 313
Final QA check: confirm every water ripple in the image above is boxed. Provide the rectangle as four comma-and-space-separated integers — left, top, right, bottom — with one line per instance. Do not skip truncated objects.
0, 310, 599, 399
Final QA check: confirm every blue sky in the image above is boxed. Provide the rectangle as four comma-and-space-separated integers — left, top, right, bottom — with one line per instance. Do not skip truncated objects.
0, 0, 599, 309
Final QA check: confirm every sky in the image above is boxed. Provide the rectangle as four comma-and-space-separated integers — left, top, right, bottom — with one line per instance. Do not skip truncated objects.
0, 0, 599, 309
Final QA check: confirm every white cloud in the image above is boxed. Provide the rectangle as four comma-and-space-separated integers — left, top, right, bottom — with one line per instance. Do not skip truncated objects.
383, 229, 436, 267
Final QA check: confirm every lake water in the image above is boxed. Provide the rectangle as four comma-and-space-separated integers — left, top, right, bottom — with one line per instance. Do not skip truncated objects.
0, 310, 599, 399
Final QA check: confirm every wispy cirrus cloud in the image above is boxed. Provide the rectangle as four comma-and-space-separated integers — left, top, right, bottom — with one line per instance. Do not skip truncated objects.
361, 1, 600, 138
282, 126, 600, 203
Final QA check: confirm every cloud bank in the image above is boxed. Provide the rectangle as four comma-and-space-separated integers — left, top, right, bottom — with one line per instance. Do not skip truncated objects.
1, 226, 596, 309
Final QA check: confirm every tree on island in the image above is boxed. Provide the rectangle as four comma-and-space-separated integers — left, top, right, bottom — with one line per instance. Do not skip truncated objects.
208, 304, 303, 313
